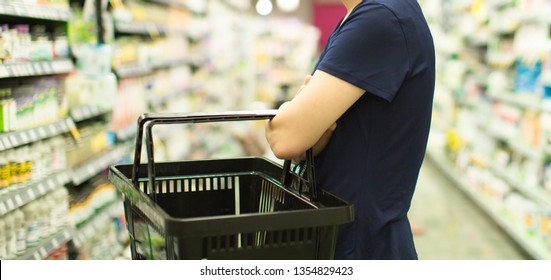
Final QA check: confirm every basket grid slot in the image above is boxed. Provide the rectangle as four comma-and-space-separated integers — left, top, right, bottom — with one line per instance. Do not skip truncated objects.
205, 227, 316, 254
138, 175, 241, 194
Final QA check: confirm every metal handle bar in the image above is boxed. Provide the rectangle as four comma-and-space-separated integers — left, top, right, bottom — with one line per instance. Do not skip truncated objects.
131, 110, 318, 202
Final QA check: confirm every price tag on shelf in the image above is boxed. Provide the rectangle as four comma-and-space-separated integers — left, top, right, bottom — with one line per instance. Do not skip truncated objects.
14, 64, 23, 76
38, 247, 47, 259
0, 65, 10, 78
3, 64, 13, 76
37, 62, 45, 73
2, 137, 12, 149
6, 199, 14, 212
14, 194, 23, 206
47, 124, 56, 135
28, 129, 37, 141
8, 134, 17, 146
51, 238, 60, 250
37, 183, 46, 195
42, 62, 53, 74
47, 178, 55, 189
0, 203, 7, 215
38, 126, 47, 138
34, 62, 44, 75
20, 131, 29, 144
27, 188, 36, 200
51, 175, 60, 187
63, 230, 70, 240
20, 64, 31, 76
6, 65, 19, 77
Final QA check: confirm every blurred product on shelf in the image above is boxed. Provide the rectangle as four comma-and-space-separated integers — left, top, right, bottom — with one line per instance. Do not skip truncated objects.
67, 180, 117, 227
0, 78, 66, 132
1, 0, 321, 260
0, 24, 70, 64
65, 45, 117, 111
0, 136, 66, 191
423, 0, 551, 259
67, 177, 126, 260
110, 0, 189, 28
0, 186, 69, 260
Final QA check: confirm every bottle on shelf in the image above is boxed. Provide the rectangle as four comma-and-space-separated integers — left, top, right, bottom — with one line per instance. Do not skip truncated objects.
0, 220, 7, 259
4, 212, 16, 259
13, 208, 26, 256
21, 202, 40, 247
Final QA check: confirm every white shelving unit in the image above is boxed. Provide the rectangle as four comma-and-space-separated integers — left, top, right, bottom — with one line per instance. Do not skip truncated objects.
114, 21, 188, 37
0, 118, 77, 152
17, 226, 72, 260
0, 1, 134, 260
0, 3, 73, 22
0, 171, 70, 216
427, 147, 551, 260
68, 145, 131, 186
72, 200, 122, 248
423, 0, 551, 259
0, 59, 75, 79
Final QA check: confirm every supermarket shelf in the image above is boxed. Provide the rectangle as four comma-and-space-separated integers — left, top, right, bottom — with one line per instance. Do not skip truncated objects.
72, 200, 122, 248
0, 3, 72, 22
0, 171, 70, 216
114, 58, 191, 78
70, 105, 112, 123
520, 15, 551, 25
489, 92, 551, 113
18, 226, 72, 260
148, 0, 189, 9
148, 85, 199, 109
115, 124, 138, 142
427, 147, 551, 260
68, 146, 129, 186
113, 64, 152, 78
489, 164, 551, 208
0, 118, 76, 152
0, 59, 75, 79
151, 58, 191, 69
479, 122, 544, 162
114, 21, 188, 37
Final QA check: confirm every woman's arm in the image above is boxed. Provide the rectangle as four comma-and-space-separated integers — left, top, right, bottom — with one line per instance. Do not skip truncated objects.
265, 69, 365, 160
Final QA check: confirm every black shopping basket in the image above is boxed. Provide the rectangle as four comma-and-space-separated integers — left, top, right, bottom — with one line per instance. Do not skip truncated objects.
108, 110, 354, 260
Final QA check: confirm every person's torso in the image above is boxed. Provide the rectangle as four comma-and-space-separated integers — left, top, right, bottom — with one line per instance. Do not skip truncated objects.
313, 0, 435, 224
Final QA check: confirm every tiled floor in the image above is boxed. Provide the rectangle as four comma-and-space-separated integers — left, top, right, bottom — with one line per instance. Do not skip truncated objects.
409, 156, 528, 260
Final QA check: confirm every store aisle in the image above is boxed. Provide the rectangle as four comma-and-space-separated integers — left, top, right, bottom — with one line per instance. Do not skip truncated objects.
409, 156, 528, 260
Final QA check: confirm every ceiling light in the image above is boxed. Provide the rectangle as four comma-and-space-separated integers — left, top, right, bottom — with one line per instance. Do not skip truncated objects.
276, 0, 299, 12
256, 0, 273, 16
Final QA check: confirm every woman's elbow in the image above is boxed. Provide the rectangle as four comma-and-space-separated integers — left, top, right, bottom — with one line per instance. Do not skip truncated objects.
265, 117, 307, 159
267, 138, 305, 160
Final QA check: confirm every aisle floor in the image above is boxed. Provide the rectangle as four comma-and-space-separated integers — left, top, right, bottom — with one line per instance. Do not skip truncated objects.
409, 157, 528, 260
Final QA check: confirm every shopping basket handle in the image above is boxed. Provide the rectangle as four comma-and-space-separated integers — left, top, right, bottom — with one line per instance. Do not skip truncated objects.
132, 110, 318, 201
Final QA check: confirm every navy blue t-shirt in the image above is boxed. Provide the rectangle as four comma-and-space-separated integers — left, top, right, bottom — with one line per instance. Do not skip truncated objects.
312, 0, 435, 259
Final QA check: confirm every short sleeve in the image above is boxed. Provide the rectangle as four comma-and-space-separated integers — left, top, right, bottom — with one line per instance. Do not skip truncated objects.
316, 4, 409, 102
